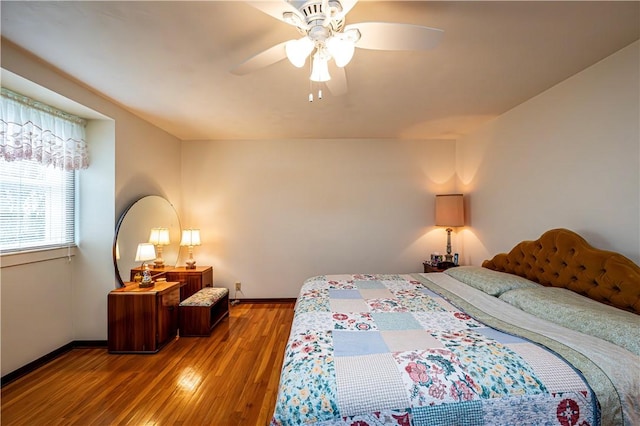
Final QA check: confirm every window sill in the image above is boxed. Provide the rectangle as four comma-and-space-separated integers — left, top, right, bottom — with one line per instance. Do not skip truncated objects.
0, 246, 77, 268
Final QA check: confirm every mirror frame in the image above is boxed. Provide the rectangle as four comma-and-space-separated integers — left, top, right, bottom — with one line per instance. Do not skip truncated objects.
113, 195, 181, 287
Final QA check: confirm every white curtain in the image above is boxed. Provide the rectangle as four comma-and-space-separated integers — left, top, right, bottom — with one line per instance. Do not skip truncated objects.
1, 88, 88, 170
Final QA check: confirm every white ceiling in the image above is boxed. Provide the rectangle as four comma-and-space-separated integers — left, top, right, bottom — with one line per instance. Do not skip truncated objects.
1, 1, 638, 141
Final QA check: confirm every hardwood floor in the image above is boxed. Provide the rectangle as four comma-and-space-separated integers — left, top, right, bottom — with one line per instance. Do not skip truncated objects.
1, 302, 295, 426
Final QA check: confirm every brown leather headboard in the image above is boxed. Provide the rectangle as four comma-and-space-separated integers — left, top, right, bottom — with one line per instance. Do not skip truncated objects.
482, 228, 640, 314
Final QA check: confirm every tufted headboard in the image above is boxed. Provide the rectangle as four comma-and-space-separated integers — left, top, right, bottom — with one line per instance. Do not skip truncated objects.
482, 228, 640, 314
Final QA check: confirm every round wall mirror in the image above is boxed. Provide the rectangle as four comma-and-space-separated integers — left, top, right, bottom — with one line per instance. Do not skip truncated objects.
113, 195, 181, 287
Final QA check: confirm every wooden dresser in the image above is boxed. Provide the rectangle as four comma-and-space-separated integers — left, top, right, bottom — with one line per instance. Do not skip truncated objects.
108, 281, 181, 353
130, 266, 213, 301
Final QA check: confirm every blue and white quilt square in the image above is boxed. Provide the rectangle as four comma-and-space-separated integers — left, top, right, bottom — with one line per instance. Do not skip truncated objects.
333, 330, 389, 356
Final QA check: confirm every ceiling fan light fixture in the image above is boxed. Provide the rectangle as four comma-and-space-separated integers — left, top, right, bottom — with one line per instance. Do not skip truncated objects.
326, 35, 356, 67
285, 37, 315, 68
310, 53, 331, 82
236, 1, 444, 98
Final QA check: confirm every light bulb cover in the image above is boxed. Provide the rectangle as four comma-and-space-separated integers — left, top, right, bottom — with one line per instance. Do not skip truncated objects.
326, 36, 355, 67
310, 52, 331, 82
285, 37, 315, 68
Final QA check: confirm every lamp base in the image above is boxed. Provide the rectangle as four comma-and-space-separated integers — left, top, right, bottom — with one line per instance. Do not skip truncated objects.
185, 259, 196, 270
153, 260, 165, 269
138, 281, 155, 288
445, 228, 454, 263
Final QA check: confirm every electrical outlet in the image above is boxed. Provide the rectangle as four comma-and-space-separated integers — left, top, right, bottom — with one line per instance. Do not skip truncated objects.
235, 282, 241, 291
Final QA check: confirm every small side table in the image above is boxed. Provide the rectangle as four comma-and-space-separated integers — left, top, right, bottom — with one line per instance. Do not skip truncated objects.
108, 281, 181, 353
423, 262, 458, 273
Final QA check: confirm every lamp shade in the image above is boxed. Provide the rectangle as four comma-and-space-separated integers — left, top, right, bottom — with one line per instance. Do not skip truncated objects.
148, 227, 170, 245
435, 194, 464, 227
310, 53, 331, 82
134, 243, 156, 262
180, 229, 201, 247
285, 36, 315, 68
326, 36, 355, 68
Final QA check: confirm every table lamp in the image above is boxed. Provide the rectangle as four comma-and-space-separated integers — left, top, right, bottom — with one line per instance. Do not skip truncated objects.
180, 229, 201, 270
435, 194, 464, 263
148, 227, 170, 268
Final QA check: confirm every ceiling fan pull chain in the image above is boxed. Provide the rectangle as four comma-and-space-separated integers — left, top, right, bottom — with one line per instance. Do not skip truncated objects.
309, 85, 323, 102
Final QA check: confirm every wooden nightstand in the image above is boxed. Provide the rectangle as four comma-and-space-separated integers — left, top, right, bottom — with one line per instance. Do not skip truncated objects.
423, 262, 458, 273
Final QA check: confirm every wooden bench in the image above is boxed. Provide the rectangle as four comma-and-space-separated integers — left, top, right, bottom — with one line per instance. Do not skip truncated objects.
179, 287, 229, 337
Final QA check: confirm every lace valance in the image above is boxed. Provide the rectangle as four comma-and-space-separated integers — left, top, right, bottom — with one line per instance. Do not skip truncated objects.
1, 88, 89, 170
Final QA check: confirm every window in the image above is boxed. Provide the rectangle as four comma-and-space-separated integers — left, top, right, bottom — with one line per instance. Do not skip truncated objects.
0, 159, 75, 252
1, 88, 87, 253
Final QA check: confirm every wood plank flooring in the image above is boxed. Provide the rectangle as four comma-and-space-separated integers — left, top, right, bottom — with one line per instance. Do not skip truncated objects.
1, 302, 295, 426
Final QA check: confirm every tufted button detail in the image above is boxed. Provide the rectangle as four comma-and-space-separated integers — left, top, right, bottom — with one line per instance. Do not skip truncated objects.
481, 228, 640, 314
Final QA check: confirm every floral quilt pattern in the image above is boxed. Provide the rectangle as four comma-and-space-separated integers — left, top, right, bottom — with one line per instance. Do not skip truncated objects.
271, 274, 596, 426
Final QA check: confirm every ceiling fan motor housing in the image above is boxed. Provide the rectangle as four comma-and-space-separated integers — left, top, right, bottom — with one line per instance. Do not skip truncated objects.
298, 0, 345, 32
308, 25, 331, 43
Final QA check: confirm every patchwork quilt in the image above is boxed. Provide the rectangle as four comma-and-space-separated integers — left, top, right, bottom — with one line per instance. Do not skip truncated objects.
270, 274, 598, 426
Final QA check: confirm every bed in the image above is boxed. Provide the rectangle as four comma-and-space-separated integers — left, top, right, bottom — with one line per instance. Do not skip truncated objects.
270, 228, 640, 426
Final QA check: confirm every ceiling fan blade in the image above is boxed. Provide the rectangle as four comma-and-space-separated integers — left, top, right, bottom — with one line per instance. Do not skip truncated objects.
230, 41, 289, 76
245, 1, 305, 27
326, 62, 348, 96
345, 22, 443, 51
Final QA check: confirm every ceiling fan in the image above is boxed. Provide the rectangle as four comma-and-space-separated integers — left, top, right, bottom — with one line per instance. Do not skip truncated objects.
231, 0, 443, 100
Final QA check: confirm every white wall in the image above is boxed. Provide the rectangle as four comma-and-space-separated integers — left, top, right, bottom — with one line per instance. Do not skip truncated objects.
1, 41, 182, 375
1, 257, 74, 375
457, 41, 640, 266
72, 120, 116, 341
182, 139, 457, 298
